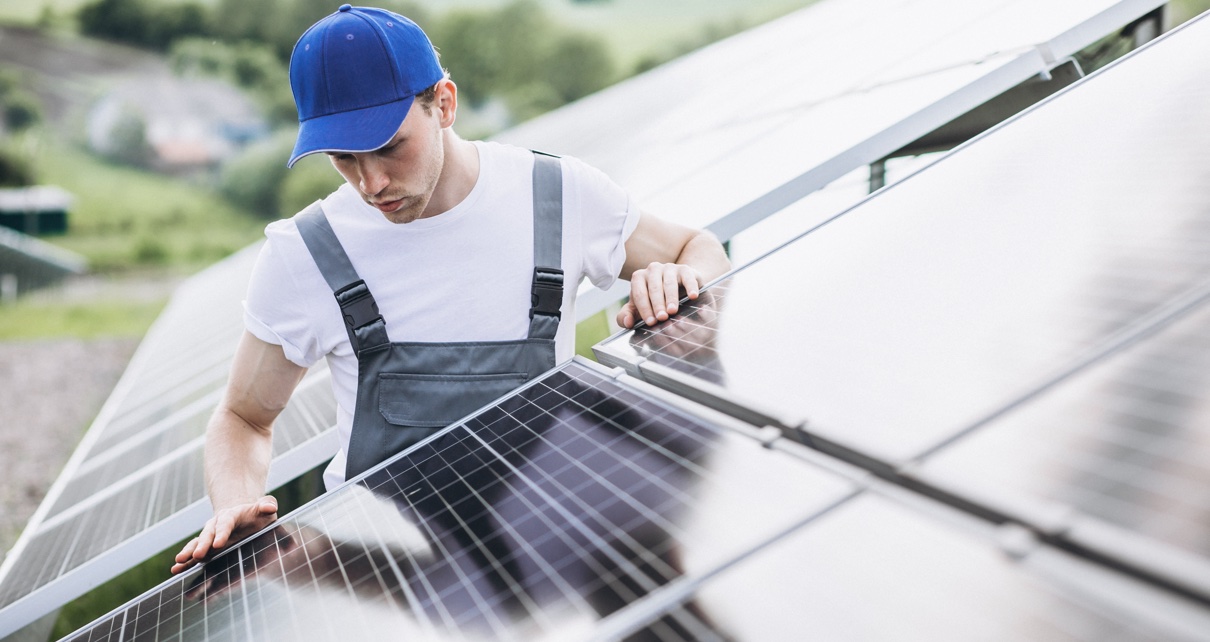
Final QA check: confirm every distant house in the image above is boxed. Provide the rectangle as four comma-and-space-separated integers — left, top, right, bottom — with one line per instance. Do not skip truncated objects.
0, 185, 73, 236
87, 77, 267, 173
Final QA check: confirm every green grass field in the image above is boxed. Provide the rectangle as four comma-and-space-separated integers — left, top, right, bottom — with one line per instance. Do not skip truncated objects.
0, 137, 263, 340
29, 139, 265, 272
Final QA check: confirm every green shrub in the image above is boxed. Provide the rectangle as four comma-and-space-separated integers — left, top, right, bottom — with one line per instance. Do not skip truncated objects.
132, 235, 168, 264
77, 0, 209, 51
543, 33, 614, 103
171, 38, 296, 126
3, 91, 42, 132
218, 130, 294, 217
0, 148, 34, 187
278, 153, 342, 218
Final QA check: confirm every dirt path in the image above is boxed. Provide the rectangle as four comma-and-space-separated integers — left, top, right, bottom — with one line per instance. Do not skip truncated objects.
0, 337, 139, 563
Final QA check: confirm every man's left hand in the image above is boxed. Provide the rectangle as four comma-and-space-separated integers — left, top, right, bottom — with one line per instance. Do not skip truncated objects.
617, 262, 703, 328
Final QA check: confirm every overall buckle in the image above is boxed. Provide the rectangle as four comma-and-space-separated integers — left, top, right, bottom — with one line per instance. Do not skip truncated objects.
530, 267, 564, 319
334, 280, 382, 330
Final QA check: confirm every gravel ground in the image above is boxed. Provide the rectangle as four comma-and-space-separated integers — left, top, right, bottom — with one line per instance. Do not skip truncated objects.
0, 337, 139, 564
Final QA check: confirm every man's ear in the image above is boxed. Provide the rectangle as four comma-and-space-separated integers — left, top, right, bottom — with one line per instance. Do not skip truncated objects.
436, 78, 457, 128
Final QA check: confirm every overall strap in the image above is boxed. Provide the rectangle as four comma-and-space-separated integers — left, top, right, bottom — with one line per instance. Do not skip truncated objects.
529, 151, 564, 340
295, 202, 390, 354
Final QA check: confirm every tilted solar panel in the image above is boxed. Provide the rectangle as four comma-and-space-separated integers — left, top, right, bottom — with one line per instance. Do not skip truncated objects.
658, 481, 1210, 642
59, 359, 861, 641
0, 248, 340, 636
0, 0, 1182, 635
495, 0, 1167, 319
59, 360, 1210, 641
595, 5, 1210, 604
595, 7, 1210, 460
915, 298, 1210, 598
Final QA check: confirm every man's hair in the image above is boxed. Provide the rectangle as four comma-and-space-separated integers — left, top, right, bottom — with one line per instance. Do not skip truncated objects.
413, 71, 450, 114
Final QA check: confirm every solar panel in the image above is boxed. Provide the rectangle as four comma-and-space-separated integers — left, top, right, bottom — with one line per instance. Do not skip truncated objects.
58, 359, 861, 641
57, 360, 1210, 640
0, 248, 340, 636
0, 1, 1185, 635
495, 0, 1167, 319
594, 5, 1210, 607
595, 8, 1210, 466
646, 479, 1210, 641
0, 225, 86, 295
913, 297, 1210, 598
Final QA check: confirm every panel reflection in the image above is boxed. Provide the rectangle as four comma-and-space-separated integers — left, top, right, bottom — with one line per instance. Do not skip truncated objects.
66, 362, 851, 641
596, 12, 1210, 466
920, 300, 1210, 563
683, 493, 1210, 641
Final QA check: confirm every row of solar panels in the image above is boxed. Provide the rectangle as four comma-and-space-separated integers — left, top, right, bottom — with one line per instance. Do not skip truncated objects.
498, 0, 1171, 319
56, 360, 1210, 641
0, 226, 86, 297
0, 0, 1190, 638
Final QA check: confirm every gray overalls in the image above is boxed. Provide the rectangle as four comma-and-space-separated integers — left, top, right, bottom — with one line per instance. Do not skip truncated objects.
296, 151, 565, 479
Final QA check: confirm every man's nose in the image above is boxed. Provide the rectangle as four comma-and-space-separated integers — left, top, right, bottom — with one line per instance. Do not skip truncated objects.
358, 158, 390, 196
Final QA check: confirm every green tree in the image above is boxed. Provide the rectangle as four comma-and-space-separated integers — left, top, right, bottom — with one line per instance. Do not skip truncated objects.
0, 149, 34, 187
278, 154, 343, 218
171, 38, 295, 125
3, 92, 42, 132
78, 0, 210, 51
543, 33, 613, 103
432, 1, 615, 122
211, 0, 278, 44
219, 130, 293, 217
78, 0, 153, 44
144, 3, 209, 50
0, 70, 42, 133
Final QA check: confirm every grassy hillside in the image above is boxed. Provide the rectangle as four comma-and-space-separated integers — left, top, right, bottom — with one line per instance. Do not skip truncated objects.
1, 0, 815, 68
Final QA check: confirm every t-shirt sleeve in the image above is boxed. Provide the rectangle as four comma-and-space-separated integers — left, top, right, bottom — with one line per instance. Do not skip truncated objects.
243, 222, 328, 368
566, 156, 641, 290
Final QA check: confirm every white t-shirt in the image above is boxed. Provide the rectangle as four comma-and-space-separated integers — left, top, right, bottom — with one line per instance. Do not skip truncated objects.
244, 141, 640, 488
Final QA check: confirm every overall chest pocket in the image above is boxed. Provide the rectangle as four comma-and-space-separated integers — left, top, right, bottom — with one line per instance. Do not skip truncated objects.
378, 372, 530, 427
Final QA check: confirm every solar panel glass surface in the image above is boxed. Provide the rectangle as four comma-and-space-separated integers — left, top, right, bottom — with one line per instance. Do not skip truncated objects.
61, 360, 859, 641
498, 0, 1164, 238
915, 298, 1210, 593
674, 489, 1210, 641
595, 11, 1210, 466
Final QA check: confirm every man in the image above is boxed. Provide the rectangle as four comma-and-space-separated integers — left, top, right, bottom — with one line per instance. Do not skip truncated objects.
172, 4, 728, 574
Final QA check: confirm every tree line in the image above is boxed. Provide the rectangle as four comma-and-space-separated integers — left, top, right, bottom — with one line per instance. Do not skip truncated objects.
77, 0, 615, 125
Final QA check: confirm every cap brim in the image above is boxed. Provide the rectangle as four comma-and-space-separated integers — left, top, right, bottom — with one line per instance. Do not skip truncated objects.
287, 94, 416, 168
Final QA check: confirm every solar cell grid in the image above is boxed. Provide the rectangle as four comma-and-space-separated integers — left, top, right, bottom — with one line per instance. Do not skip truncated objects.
0, 448, 205, 604
87, 351, 233, 457
61, 360, 859, 641
0, 371, 337, 622
42, 369, 331, 523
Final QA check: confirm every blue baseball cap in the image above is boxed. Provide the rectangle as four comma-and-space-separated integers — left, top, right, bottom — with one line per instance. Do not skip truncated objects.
287, 4, 444, 168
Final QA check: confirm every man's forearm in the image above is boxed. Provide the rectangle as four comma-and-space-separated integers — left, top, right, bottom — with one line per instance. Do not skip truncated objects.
677, 230, 731, 284
204, 405, 274, 512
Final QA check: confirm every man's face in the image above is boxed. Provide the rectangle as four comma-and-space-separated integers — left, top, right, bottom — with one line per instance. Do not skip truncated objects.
327, 99, 444, 224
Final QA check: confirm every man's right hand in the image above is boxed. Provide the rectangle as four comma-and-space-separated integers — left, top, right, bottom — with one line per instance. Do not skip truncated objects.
171, 495, 279, 574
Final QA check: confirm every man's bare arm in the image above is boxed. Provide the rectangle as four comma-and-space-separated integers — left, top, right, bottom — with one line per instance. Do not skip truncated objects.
171, 331, 308, 574
617, 212, 731, 329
